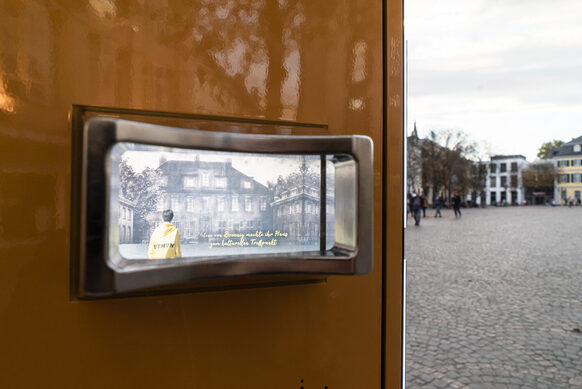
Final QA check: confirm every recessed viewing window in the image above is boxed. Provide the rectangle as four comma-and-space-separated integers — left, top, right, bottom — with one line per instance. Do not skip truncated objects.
78, 117, 373, 295
108, 143, 341, 266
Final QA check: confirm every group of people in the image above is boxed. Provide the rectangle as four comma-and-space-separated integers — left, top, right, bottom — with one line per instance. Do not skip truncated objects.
407, 190, 462, 226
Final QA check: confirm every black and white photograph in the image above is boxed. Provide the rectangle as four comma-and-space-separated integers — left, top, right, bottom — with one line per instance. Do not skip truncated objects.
110, 142, 336, 260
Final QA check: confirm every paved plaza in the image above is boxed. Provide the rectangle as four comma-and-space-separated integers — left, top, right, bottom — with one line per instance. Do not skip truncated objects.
405, 206, 582, 388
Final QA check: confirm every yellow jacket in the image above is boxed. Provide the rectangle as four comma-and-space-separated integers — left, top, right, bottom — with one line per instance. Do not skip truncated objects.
148, 222, 182, 259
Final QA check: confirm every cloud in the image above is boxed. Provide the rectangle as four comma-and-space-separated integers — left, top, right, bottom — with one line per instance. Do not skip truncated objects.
405, 0, 582, 161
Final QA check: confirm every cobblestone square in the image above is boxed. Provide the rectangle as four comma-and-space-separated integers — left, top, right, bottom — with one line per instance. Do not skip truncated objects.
405, 207, 582, 388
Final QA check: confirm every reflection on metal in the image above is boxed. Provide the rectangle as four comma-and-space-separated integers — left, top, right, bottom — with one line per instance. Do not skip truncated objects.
352, 40, 368, 83
78, 118, 373, 296
334, 157, 357, 249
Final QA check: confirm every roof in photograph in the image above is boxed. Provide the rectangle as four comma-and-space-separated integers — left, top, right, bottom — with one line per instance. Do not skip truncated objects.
550, 135, 582, 158
490, 155, 526, 161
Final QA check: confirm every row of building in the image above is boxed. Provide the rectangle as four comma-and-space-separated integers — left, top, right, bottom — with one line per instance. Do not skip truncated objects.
408, 132, 582, 207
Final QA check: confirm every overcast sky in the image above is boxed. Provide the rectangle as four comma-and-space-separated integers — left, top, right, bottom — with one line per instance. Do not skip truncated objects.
121, 147, 320, 186
405, 0, 582, 161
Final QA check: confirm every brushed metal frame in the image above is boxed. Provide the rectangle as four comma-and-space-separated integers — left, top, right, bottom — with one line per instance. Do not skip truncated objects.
80, 117, 373, 296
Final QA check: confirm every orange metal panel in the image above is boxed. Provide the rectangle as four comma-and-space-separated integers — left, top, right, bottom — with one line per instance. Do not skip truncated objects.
384, 0, 405, 388
0, 0, 402, 387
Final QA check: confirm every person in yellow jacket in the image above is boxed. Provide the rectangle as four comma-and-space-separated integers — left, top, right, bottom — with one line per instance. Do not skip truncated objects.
148, 209, 182, 259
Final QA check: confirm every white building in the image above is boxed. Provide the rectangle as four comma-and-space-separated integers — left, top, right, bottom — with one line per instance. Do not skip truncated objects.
485, 155, 528, 206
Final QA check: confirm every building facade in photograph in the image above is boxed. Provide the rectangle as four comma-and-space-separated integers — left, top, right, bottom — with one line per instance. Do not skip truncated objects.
485, 155, 528, 206
270, 183, 333, 244
150, 158, 272, 242
118, 196, 135, 243
550, 135, 582, 204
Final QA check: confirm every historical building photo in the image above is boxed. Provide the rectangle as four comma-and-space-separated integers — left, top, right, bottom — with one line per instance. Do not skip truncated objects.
112, 143, 335, 259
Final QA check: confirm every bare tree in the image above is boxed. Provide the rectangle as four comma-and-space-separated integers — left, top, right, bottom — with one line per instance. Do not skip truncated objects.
420, 129, 477, 202
522, 162, 557, 191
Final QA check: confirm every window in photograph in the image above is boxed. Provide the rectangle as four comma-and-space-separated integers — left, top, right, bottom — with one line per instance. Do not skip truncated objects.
171, 196, 179, 210
511, 162, 517, 172
559, 174, 570, 183
218, 197, 225, 212
490, 163, 497, 173
510, 175, 518, 188
500, 163, 507, 173
242, 180, 252, 189
245, 196, 252, 212
232, 196, 239, 212
184, 176, 196, 188
201, 172, 210, 187
260, 197, 267, 211
500, 176, 507, 187
186, 197, 194, 212
490, 176, 496, 187
215, 177, 227, 188
572, 173, 581, 183
572, 159, 581, 167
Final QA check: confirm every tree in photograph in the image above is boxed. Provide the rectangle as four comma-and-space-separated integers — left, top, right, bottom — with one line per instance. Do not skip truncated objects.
537, 140, 563, 159
522, 162, 557, 192
268, 160, 320, 198
119, 159, 163, 243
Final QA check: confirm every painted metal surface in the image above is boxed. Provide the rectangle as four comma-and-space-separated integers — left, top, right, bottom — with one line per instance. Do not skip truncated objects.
0, 0, 402, 387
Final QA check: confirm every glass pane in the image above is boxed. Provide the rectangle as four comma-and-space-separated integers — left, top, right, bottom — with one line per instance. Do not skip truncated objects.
108, 142, 347, 263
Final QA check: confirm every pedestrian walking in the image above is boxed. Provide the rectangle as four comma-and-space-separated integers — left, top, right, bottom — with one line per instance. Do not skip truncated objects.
452, 191, 462, 218
422, 195, 428, 218
434, 193, 443, 218
412, 189, 423, 226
